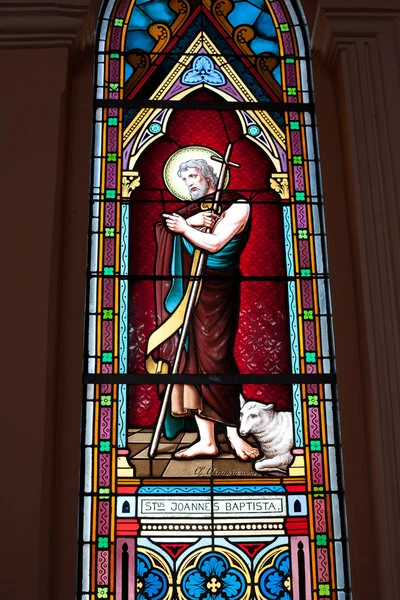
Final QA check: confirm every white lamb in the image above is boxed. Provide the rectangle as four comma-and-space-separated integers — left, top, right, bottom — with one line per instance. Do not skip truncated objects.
239, 396, 294, 474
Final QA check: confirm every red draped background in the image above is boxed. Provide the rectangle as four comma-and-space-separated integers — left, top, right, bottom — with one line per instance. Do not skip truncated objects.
128, 90, 291, 427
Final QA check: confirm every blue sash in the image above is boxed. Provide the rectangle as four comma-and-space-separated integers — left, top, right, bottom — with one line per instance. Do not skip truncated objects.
165, 234, 244, 314
182, 234, 244, 270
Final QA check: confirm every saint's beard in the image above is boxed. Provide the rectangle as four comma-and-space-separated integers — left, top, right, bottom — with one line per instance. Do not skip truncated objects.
189, 178, 209, 200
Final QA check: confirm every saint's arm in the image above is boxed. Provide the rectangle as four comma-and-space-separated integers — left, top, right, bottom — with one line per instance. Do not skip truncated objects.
186, 211, 220, 228
163, 202, 249, 253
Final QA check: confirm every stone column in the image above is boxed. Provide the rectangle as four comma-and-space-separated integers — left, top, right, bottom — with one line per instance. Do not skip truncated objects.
0, 3, 90, 600
313, 1, 400, 598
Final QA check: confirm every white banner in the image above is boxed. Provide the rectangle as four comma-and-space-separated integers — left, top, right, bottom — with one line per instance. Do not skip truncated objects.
137, 495, 286, 518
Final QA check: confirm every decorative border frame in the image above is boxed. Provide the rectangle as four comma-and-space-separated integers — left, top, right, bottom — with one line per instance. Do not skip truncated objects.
79, 2, 349, 599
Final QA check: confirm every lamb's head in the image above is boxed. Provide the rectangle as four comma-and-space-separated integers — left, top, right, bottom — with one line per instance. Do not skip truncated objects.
239, 399, 275, 437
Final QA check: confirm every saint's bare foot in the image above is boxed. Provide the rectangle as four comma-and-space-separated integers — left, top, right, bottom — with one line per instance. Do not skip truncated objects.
174, 441, 219, 459
228, 434, 259, 461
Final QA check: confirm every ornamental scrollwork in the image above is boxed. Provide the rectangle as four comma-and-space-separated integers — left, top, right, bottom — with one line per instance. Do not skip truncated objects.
270, 173, 289, 200
122, 171, 140, 198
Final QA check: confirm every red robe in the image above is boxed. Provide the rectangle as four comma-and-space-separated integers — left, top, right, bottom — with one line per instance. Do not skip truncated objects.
154, 191, 251, 428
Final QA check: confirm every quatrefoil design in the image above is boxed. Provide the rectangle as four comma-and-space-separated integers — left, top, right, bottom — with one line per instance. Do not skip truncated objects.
182, 55, 226, 87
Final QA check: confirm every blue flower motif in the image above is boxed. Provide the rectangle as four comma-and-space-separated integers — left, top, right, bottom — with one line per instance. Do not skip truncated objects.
247, 124, 261, 137
136, 553, 168, 600
149, 122, 162, 134
182, 552, 246, 600
201, 556, 225, 578
182, 56, 226, 87
259, 551, 291, 600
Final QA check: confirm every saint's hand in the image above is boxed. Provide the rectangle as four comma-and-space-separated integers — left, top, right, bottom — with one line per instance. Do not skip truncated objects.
186, 211, 220, 229
163, 213, 188, 234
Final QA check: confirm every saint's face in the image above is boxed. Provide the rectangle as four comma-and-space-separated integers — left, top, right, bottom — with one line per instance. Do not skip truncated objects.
180, 167, 210, 200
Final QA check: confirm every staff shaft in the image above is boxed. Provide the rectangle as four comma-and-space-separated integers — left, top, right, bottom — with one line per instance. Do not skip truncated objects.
149, 253, 206, 458
148, 144, 234, 459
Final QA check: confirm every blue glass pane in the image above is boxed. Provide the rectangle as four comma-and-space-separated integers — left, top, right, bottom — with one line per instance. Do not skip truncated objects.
128, 7, 153, 30
99, 19, 108, 41
139, 0, 175, 25
272, 64, 282, 84
286, 0, 299, 25
228, 2, 261, 28
126, 30, 154, 52
253, 11, 277, 38
103, 0, 115, 18
125, 62, 134, 81
249, 37, 279, 55
244, 0, 269, 8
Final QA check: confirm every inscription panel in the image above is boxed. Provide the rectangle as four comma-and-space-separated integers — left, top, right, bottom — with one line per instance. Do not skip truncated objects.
138, 495, 286, 518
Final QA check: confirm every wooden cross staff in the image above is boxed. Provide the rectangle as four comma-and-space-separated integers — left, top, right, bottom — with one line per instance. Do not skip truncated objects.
149, 143, 240, 458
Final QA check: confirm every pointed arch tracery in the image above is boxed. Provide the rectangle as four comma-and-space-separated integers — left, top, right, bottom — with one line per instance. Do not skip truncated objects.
80, 1, 350, 599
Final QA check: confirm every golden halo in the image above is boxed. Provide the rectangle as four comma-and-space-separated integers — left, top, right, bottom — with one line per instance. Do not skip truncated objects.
163, 145, 230, 202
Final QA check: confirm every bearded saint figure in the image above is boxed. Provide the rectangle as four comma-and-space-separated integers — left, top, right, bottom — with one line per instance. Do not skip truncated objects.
153, 158, 259, 461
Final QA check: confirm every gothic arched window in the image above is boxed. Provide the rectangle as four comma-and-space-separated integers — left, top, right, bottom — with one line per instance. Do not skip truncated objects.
80, 1, 350, 598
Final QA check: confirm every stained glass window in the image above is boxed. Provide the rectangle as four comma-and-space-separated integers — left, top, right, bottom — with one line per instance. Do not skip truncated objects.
80, 1, 350, 599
